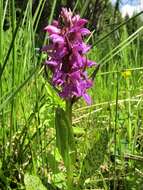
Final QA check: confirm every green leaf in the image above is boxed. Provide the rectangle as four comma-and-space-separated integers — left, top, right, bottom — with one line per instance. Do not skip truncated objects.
78, 129, 109, 188
55, 107, 76, 167
24, 173, 47, 190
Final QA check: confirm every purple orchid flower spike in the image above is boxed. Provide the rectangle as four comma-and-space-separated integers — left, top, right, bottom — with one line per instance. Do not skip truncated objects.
42, 7, 98, 104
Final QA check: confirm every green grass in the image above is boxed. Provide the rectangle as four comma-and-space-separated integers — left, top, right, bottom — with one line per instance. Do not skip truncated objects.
0, 1, 143, 190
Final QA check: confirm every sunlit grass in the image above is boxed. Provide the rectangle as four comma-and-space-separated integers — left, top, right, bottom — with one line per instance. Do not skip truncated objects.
0, 0, 143, 189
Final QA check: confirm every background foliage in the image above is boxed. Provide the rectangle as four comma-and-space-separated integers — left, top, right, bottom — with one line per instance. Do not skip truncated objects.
0, 0, 143, 189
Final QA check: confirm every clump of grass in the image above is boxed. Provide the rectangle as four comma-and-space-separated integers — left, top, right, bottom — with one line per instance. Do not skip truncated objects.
0, 1, 143, 190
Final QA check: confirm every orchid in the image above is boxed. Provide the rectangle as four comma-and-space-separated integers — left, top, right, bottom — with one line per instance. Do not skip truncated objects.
42, 8, 97, 104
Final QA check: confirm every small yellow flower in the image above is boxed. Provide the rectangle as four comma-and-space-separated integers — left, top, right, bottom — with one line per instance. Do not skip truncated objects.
121, 70, 132, 79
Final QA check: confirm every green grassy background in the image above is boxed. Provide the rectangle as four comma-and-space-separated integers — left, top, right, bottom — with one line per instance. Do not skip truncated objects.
0, 0, 143, 189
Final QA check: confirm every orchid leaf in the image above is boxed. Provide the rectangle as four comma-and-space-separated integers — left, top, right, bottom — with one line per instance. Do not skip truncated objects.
55, 107, 76, 167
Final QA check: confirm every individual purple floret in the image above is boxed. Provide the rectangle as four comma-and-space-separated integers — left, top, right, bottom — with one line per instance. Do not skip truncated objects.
42, 8, 97, 104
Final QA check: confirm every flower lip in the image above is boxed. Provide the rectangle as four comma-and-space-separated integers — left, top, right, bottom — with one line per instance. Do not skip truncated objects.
44, 25, 61, 34
49, 34, 65, 44
82, 93, 91, 104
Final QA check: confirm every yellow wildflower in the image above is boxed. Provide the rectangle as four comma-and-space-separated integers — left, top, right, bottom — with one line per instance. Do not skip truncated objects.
121, 70, 132, 79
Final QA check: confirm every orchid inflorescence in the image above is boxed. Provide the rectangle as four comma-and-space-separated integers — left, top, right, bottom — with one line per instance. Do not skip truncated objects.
42, 8, 97, 104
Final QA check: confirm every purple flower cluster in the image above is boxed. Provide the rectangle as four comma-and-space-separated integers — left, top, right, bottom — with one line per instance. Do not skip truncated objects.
42, 8, 97, 104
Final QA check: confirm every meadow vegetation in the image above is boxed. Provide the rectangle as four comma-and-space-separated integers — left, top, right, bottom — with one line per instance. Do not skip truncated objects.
0, 0, 143, 189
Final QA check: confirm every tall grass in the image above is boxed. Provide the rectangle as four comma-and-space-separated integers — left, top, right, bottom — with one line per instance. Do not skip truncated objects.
0, 0, 143, 189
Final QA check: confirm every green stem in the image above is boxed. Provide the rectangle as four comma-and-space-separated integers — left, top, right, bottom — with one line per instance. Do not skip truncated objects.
66, 100, 72, 126
66, 100, 73, 190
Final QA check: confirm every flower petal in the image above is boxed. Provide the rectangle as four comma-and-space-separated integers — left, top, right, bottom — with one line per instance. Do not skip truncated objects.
70, 50, 82, 68
44, 25, 60, 34
69, 71, 81, 81
52, 71, 65, 86
82, 93, 91, 104
45, 60, 58, 66
50, 34, 65, 44
80, 28, 91, 36
76, 19, 88, 27
81, 43, 91, 54
87, 60, 97, 67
